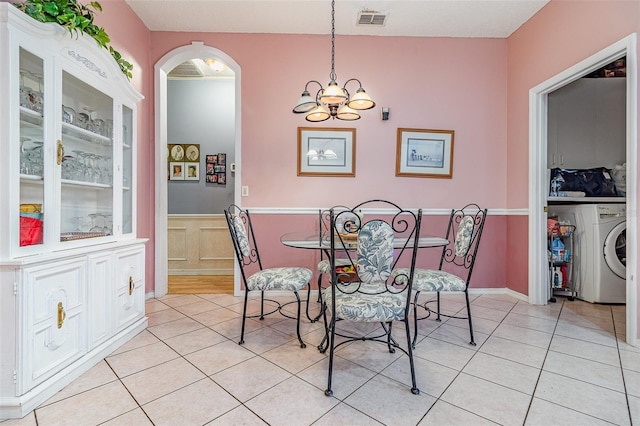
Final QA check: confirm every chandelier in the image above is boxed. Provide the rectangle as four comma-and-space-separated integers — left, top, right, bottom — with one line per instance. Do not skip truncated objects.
292, 0, 375, 122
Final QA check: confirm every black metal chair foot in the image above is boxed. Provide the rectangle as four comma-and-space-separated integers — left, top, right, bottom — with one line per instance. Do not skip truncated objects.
300, 342, 307, 348
411, 387, 420, 395
324, 389, 333, 397
238, 340, 245, 345
469, 341, 476, 346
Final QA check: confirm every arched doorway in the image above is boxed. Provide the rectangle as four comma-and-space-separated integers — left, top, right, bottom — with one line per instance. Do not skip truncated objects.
154, 42, 242, 297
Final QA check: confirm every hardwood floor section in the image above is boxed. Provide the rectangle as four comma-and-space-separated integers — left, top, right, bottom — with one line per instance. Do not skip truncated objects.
168, 275, 234, 294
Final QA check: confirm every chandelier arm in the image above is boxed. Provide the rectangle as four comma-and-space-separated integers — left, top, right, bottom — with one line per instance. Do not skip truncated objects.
304, 80, 325, 92
343, 78, 363, 89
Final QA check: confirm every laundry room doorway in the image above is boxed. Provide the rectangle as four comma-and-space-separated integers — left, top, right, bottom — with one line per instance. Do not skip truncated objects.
528, 34, 637, 346
154, 42, 242, 298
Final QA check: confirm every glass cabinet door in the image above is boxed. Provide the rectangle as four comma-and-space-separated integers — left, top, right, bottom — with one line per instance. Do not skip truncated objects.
122, 105, 133, 235
59, 71, 114, 242
19, 48, 45, 248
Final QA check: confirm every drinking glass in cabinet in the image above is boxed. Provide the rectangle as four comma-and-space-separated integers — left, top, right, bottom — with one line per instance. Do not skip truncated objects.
62, 105, 76, 125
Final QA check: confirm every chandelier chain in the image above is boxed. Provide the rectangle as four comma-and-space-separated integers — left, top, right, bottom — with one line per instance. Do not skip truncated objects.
329, 0, 337, 82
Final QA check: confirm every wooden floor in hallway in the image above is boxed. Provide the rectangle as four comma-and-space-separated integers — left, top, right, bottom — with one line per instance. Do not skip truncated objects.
168, 275, 233, 294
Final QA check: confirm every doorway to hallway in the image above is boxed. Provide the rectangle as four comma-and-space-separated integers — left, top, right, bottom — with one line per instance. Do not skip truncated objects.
155, 42, 242, 298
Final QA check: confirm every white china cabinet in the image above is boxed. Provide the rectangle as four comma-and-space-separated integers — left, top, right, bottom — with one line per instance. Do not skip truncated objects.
0, 4, 147, 419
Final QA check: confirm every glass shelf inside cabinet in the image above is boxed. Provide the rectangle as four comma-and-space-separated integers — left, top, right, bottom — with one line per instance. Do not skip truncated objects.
61, 122, 112, 146
20, 106, 43, 124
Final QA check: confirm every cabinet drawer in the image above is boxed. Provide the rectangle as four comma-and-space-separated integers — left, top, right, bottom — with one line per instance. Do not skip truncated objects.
22, 259, 86, 391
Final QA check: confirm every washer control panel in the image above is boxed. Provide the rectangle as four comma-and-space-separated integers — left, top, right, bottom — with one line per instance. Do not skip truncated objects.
598, 204, 626, 218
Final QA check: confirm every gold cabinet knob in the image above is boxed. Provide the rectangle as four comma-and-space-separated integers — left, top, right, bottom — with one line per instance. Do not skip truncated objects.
56, 140, 64, 165
57, 302, 66, 329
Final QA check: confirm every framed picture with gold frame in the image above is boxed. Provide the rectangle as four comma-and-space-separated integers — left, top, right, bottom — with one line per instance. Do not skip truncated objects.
169, 144, 185, 161
185, 144, 200, 162
395, 128, 454, 178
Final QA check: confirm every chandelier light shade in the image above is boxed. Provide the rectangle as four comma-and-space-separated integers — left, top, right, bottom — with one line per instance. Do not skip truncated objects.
292, 0, 375, 122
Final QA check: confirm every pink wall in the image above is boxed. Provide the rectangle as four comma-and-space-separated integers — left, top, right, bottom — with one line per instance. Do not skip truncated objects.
148, 32, 510, 293
150, 33, 508, 209
506, 0, 640, 334
93, 1, 155, 291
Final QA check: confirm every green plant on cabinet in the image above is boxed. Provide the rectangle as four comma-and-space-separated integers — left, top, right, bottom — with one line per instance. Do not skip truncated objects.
13, 0, 133, 79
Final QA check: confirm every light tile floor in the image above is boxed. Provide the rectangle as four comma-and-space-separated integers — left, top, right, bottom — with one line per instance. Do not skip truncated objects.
3, 292, 638, 426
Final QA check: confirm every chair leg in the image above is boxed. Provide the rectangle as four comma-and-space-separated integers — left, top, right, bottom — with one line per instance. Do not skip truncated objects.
325, 314, 336, 397
239, 289, 249, 345
404, 318, 420, 395
305, 275, 323, 323
436, 291, 442, 321
411, 291, 420, 349
316, 274, 323, 303
259, 290, 265, 320
294, 291, 306, 348
305, 280, 315, 322
465, 290, 476, 346
385, 322, 396, 353
318, 301, 329, 353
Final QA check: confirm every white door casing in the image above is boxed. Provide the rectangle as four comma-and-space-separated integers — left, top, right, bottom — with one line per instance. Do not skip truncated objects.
154, 42, 242, 297
528, 34, 637, 346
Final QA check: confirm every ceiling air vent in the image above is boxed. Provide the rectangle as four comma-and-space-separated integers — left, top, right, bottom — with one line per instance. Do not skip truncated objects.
357, 10, 387, 26
168, 60, 205, 79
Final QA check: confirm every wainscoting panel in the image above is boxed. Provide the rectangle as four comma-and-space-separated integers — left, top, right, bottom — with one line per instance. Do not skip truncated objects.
168, 215, 234, 275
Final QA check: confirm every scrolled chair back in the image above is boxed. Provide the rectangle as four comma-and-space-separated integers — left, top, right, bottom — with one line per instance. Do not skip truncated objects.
441, 203, 487, 271
329, 199, 422, 296
224, 203, 261, 269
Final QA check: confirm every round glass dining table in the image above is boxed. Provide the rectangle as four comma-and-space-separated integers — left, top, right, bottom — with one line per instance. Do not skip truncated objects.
280, 232, 449, 250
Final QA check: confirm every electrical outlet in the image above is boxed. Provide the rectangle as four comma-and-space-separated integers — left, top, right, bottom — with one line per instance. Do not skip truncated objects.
241, 186, 249, 197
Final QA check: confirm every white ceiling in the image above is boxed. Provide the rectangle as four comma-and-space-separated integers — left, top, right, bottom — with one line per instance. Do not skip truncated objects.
125, 0, 550, 38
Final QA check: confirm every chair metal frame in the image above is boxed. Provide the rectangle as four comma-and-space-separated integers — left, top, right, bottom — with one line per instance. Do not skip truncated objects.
307, 207, 352, 323
412, 203, 487, 347
224, 203, 309, 348
321, 199, 422, 396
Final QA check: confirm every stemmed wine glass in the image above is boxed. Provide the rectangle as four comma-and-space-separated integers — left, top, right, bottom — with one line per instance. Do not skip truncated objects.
82, 107, 96, 133
29, 141, 44, 177
20, 137, 30, 174
72, 150, 86, 181
19, 70, 30, 108
32, 73, 44, 114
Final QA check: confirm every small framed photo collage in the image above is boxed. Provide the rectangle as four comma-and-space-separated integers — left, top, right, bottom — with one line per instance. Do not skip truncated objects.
168, 143, 200, 181
205, 153, 226, 184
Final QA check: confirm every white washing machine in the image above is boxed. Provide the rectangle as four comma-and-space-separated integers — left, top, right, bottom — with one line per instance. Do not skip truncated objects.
549, 203, 626, 303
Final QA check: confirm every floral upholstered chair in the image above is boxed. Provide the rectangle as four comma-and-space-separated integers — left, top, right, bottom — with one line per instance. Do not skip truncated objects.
393, 203, 487, 347
322, 200, 422, 397
224, 204, 312, 348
